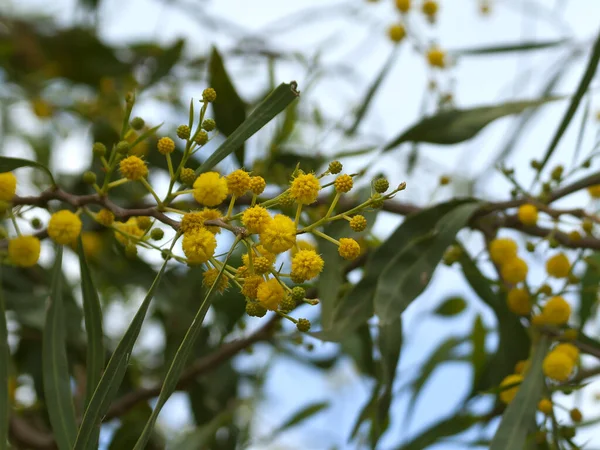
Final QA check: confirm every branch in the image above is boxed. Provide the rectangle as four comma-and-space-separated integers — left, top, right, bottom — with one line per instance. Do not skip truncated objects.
9, 416, 55, 450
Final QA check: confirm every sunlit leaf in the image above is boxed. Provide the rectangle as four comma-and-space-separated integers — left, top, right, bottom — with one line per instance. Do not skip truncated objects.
434, 296, 467, 317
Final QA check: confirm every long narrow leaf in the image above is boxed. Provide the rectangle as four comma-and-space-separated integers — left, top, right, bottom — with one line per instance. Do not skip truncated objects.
74, 240, 177, 450
0, 156, 55, 186
42, 246, 77, 450
132, 238, 242, 449
452, 39, 569, 56
538, 29, 600, 173
197, 81, 299, 173
0, 271, 8, 450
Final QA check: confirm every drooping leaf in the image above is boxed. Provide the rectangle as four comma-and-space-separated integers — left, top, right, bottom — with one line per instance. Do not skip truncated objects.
42, 246, 77, 450
0, 273, 8, 449
538, 29, 600, 173
434, 296, 467, 317
209, 47, 247, 165
374, 201, 480, 323
146, 39, 185, 87
452, 39, 569, 56
74, 249, 175, 450
198, 81, 299, 173
572, 93, 591, 165
579, 252, 600, 330
383, 97, 562, 150
490, 336, 550, 450
273, 402, 329, 437
0, 156, 55, 185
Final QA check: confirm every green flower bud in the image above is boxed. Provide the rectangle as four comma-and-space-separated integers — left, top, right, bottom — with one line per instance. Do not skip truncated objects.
202, 118, 216, 132
296, 318, 311, 332
82, 171, 97, 185
291, 286, 306, 302
92, 142, 106, 157
150, 228, 164, 240
180, 167, 196, 186
116, 140, 130, 155
328, 161, 343, 174
176, 125, 191, 140
194, 130, 209, 145
130, 117, 145, 130
246, 301, 267, 317
373, 178, 389, 193
31, 217, 42, 229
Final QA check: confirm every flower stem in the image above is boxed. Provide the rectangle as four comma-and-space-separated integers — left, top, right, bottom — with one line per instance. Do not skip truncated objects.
311, 229, 340, 246
140, 178, 163, 206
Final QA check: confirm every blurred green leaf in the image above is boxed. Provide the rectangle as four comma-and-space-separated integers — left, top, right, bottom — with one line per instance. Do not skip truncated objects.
0, 156, 55, 185
579, 252, 600, 330
342, 324, 377, 377
374, 201, 480, 323
109, 404, 162, 450
384, 98, 561, 150
394, 413, 481, 450
572, 93, 590, 165
168, 409, 233, 450
273, 402, 329, 437
209, 47, 247, 165
198, 81, 299, 173
42, 246, 77, 450
538, 29, 600, 174
434, 296, 467, 317
346, 46, 399, 135
471, 315, 487, 389
74, 252, 174, 450
490, 336, 550, 450
0, 274, 8, 449
452, 39, 569, 56
146, 39, 184, 87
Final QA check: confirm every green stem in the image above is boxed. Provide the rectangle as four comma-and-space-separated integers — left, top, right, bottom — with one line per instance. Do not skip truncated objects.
311, 229, 340, 246
226, 195, 237, 219
140, 178, 163, 206
107, 178, 130, 189
166, 154, 175, 181
294, 204, 303, 226
325, 192, 341, 219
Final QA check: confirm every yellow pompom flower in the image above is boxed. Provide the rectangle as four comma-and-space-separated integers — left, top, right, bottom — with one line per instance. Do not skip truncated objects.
538, 398, 553, 415
256, 278, 285, 311
499, 374, 523, 404
202, 268, 229, 293
546, 253, 570, 278
506, 288, 531, 316
242, 206, 272, 234
554, 343, 579, 364
182, 228, 217, 265
543, 350, 574, 382
249, 176, 266, 195
119, 156, 148, 180
226, 169, 251, 197
587, 185, 600, 198
338, 237, 361, 261
114, 218, 144, 246
260, 214, 296, 254
542, 296, 571, 326
395, 0, 410, 12
241, 275, 264, 299
488, 238, 517, 265
181, 209, 222, 234
500, 257, 528, 284
422, 0, 438, 16
193, 172, 229, 207
291, 240, 317, 257
8, 235, 41, 267
350, 215, 368, 232
334, 174, 354, 193
290, 173, 321, 205
242, 255, 272, 275
48, 210, 82, 245
518, 204, 538, 226
291, 250, 324, 282
388, 24, 406, 43
95, 209, 114, 227
427, 46, 446, 68
0, 172, 17, 201
157, 137, 175, 155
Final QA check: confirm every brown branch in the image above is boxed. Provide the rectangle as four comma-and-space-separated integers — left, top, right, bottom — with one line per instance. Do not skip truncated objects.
9, 416, 56, 450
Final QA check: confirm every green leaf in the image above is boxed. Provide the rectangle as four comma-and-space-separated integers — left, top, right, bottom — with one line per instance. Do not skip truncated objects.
452, 39, 569, 56
77, 237, 104, 448
273, 402, 329, 437
346, 46, 399, 135
394, 413, 481, 450
74, 248, 175, 450
374, 201, 480, 323
209, 47, 247, 165
579, 252, 600, 330
0, 273, 8, 450
490, 336, 550, 450
132, 239, 242, 449
383, 97, 561, 150
198, 81, 299, 173
0, 156, 55, 185
471, 315, 487, 390
168, 409, 233, 450
538, 30, 600, 174
434, 296, 467, 317
42, 246, 77, 450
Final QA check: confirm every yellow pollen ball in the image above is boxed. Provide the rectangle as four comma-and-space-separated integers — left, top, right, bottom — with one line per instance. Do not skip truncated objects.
538, 398, 553, 415
242, 206, 272, 234
119, 156, 148, 181
554, 343, 579, 364
489, 238, 518, 265
8, 235, 41, 267
114, 218, 144, 246
498, 374, 523, 404
242, 275, 264, 299
422, 0, 438, 16
388, 24, 406, 43
338, 238, 361, 261
334, 174, 354, 193
350, 215, 368, 232
518, 204, 538, 226
543, 350, 574, 382
542, 296, 571, 326
249, 176, 266, 195
427, 47, 446, 68
588, 185, 600, 198
506, 288, 531, 316
226, 169, 251, 197
95, 209, 114, 227
256, 278, 285, 311
48, 210, 82, 245
181, 209, 222, 234
202, 268, 229, 293
0, 172, 17, 201
157, 137, 175, 155
500, 257, 528, 284
395, 0, 410, 12
182, 228, 217, 265
291, 250, 324, 282
546, 253, 570, 278
291, 240, 317, 257
290, 173, 321, 205
260, 214, 296, 254
192, 172, 229, 207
